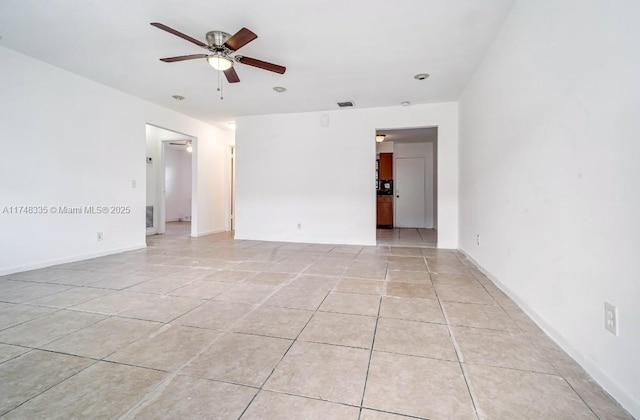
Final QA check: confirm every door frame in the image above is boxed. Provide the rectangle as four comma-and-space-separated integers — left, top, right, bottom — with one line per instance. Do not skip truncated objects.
145, 124, 197, 237
374, 126, 439, 244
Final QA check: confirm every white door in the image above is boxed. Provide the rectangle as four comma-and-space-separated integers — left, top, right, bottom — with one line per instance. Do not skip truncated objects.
395, 157, 426, 228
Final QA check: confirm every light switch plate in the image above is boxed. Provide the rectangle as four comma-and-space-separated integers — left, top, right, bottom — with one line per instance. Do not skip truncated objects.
605, 301, 618, 336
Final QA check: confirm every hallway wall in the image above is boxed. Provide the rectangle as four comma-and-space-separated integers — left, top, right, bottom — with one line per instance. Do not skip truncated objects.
235, 103, 458, 248
458, 1, 640, 416
0, 46, 231, 275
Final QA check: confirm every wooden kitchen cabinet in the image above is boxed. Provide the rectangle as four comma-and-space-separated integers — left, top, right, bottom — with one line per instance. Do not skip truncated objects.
377, 196, 393, 228
379, 153, 393, 179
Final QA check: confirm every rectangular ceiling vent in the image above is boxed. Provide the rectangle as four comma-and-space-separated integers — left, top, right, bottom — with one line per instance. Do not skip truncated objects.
337, 101, 354, 108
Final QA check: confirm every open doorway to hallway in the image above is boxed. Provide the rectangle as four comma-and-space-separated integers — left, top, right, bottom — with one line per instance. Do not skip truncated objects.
145, 124, 197, 238
375, 127, 438, 247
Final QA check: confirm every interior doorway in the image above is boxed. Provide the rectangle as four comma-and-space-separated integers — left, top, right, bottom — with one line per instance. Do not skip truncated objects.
145, 124, 197, 238
375, 127, 438, 246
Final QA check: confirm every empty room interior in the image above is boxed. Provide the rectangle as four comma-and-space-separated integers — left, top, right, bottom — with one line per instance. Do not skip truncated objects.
0, 1, 638, 419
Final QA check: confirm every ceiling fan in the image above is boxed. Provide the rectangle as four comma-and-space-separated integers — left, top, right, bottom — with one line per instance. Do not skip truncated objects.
150, 23, 286, 83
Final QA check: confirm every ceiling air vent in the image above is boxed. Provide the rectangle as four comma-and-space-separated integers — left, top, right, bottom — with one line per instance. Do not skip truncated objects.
337, 101, 354, 108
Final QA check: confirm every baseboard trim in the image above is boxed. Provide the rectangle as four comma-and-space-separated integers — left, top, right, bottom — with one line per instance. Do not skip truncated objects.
459, 248, 639, 419
192, 228, 226, 237
0, 243, 147, 276
232, 234, 377, 247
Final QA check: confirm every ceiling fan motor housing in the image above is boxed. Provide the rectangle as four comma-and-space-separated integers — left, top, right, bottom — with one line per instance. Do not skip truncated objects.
152, 23, 286, 82
206, 31, 231, 48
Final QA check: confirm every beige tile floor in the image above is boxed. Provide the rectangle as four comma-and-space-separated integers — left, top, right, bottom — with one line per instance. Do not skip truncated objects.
377, 228, 437, 247
0, 222, 633, 419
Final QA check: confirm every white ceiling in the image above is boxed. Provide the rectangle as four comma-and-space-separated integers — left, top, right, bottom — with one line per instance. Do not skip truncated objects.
0, 0, 514, 130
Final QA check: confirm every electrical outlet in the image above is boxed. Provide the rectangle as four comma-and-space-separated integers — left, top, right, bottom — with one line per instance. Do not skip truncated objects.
131, 179, 137, 189
297, 223, 302, 230
97, 232, 103, 241
476, 234, 480, 246
604, 302, 618, 336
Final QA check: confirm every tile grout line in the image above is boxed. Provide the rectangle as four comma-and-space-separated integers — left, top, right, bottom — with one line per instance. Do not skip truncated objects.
435, 270, 481, 420
114, 260, 318, 419
235, 282, 335, 419
562, 376, 604, 420
357, 261, 386, 420
478, 273, 604, 420
1, 352, 101, 417
0, 306, 66, 333
4, 229, 628, 419
113, 252, 357, 418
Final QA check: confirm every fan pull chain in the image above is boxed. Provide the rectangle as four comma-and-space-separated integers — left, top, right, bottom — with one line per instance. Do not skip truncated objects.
216, 70, 224, 100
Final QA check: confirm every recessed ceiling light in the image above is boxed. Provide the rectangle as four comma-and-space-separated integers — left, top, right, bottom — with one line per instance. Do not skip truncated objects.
172, 95, 185, 101
414, 73, 430, 80
401, 101, 411, 106
273, 86, 287, 93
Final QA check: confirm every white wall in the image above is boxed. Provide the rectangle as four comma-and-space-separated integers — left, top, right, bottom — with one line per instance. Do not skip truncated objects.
458, 0, 640, 416
145, 127, 161, 234
196, 130, 234, 236
376, 141, 394, 154
394, 142, 436, 229
0, 46, 232, 275
164, 147, 192, 222
235, 103, 458, 247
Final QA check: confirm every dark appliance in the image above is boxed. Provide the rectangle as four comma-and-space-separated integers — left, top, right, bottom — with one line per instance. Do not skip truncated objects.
378, 179, 393, 195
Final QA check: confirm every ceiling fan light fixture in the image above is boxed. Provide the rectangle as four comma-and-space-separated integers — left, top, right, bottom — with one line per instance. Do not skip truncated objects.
207, 54, 233, 71
376, 135, 386, 143
152, 23, 286, 85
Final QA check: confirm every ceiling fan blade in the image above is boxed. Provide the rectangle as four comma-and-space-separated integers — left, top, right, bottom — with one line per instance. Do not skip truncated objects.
150, 22, 207, 48
224, 67, 241, 83
224, 27, 257, 51
160, 54, 208, 63
237, 56, 286, 74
